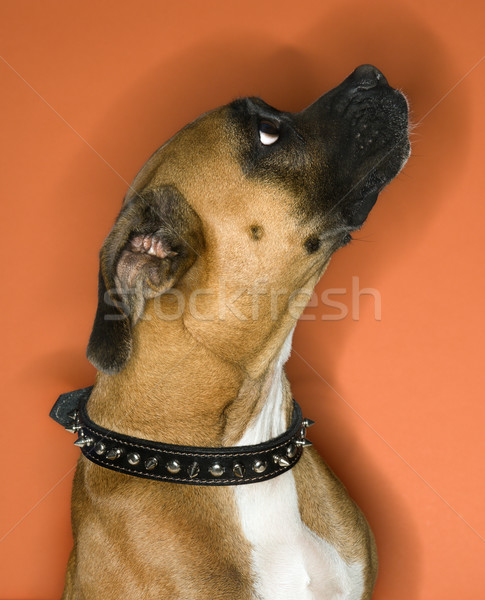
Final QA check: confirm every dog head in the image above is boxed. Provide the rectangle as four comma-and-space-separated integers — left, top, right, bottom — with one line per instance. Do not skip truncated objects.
87, 64, 410, 375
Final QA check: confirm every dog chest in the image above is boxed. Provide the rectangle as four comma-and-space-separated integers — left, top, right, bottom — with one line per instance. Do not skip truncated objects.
233, 345, 365, 599
234, 470, 365, 600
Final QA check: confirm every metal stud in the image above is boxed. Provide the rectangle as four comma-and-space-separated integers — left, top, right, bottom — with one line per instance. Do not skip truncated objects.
296, 439, 313, 448
166, 460, 181, 474
252, 459, 267, 474
286, 443, 297, 458
188, 462, 200, 478
233, 463, 246, 478
65, 422, 81, 434
209, 463, 224, 477
65, 411, 81, 433
127, 452, 141, 465
74, 435, 94, 448
273, 454, 291, 468
95, 442, 106, 455
106, 447, 123, 460
145, 457, 158, 470
303, 418, 315, 428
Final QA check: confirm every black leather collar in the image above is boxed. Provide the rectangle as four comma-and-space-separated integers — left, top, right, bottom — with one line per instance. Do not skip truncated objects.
50, 386, 314, 486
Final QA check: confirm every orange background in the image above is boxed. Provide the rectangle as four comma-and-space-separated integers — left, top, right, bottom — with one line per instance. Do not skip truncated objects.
1, 1, 484, 598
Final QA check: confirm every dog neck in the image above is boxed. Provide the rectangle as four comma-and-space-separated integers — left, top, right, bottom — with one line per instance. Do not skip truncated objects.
87, 306, 295, 448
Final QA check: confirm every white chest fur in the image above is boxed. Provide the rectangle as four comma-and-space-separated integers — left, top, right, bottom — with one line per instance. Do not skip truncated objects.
234, 333, 364, 600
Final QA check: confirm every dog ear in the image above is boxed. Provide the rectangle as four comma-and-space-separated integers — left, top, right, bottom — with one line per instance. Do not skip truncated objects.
87, 185, 204, 374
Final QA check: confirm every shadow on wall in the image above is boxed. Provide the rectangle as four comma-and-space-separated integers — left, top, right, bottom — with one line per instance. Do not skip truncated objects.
49, 1, 470, 596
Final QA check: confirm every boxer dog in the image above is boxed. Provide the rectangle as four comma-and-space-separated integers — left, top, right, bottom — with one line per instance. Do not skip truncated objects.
57, 64, 409, 599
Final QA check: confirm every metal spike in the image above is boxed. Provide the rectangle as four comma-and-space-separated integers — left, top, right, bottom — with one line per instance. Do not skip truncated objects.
233, 463, 246, 478
106, 447, 122, 460
273, 454, 291, 467
145, 457, 158, 470
296, 439, 313, 448
286, 443, 297, 458
188, 462, 200, 478
303, 418, 315, 428
74, 436, 94, 447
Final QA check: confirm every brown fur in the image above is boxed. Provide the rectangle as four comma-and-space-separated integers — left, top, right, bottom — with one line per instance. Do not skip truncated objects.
63, 73, 408, 595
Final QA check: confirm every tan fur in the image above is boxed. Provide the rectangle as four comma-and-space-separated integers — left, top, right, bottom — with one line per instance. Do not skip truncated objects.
63, 106, 377, 599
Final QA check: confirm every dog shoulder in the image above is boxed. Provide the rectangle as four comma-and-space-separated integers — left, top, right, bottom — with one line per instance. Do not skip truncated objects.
294, 449, 378, 597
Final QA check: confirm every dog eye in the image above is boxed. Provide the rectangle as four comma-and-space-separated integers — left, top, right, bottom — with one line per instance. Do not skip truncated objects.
259, 120, 279, 145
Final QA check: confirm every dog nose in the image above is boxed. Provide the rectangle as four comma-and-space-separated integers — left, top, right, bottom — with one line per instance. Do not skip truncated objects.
298, 64, 392, 125
350, 64, 388, 90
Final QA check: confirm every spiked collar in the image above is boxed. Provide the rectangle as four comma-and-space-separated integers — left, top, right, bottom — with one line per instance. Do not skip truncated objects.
50, 386, 314, 486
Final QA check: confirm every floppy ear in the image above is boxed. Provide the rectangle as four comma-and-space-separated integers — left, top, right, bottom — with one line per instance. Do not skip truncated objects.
87, 185, 204, 374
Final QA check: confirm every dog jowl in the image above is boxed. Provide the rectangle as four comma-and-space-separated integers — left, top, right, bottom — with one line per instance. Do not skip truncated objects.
63, 65, 409, 600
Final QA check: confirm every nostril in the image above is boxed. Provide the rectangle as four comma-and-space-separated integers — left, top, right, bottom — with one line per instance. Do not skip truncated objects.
351, 64, 388, 90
